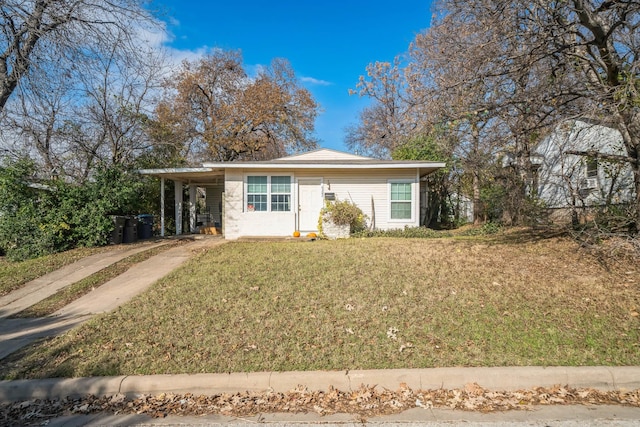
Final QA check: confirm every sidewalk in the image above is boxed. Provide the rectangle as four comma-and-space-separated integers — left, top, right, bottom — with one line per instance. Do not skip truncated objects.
0, 237, 225, 360
38, 405, 640, 427
2, 367, 640, 426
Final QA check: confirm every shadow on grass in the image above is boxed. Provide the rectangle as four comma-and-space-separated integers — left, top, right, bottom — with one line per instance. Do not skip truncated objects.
482, 226, 570, 245
0, 333, 74, 380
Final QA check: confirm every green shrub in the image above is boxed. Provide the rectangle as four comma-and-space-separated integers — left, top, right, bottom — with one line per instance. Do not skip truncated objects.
353, 226, 448, 239
457, 222, 503, 236
0, 159, 147, 260
0, 159, 56, 260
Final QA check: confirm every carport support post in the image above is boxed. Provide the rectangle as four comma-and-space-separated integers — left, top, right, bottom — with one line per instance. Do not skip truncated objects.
174, 180, 183, 235
189, 185, 197, 233
160, 177, 165, 237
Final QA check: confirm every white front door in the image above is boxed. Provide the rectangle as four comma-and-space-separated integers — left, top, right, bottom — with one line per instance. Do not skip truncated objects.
298, 178, 323, 231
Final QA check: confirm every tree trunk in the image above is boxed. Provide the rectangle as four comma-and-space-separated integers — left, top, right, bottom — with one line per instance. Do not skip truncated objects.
615, 116, 640, 234
473, 171, 481, 225
633, 160, 640, 234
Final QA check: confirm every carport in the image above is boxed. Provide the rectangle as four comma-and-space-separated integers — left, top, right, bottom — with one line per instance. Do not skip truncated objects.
138, 167, 225, 236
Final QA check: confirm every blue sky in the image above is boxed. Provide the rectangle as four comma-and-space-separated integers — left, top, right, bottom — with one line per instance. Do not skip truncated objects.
154, 1, 434, 153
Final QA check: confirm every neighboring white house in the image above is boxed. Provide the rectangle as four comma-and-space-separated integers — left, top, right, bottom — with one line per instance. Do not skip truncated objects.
139, 149, 445, 239
532, 120, 634, 222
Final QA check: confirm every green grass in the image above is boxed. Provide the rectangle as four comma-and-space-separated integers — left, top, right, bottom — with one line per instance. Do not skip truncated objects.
10, 243, 178, 318
0, 246, 111, 297
1, 235, 639, 379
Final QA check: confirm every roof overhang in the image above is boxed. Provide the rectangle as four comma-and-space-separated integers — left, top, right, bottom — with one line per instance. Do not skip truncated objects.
138, 161, 446, 182
137, 167, 225, 184
201, 161, 446, 177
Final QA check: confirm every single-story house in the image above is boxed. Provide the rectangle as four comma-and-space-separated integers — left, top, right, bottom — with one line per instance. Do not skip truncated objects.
139, 148, 445, 239
531, 120, 634, 222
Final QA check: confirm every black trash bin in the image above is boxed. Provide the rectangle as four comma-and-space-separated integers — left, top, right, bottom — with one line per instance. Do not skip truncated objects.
123, 216, 138, 243
137, 214, 154, 239
110, 215, 126, 244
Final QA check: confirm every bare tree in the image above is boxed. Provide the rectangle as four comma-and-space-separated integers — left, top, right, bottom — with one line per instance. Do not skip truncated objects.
435, 0, 640, 229
72, 41, 165, 174
352, 0, 639, 227
1, 62, 72, 177
1, 25, 166, 182
0, 0, 158, 114
347, 59, 420, 158
350, 14, 509, 223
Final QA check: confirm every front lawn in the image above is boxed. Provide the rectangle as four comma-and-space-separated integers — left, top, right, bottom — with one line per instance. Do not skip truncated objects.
1, 234, 639, 379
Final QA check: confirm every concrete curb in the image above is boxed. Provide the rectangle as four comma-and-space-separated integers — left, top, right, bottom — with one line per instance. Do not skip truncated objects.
2, 366, 640, 403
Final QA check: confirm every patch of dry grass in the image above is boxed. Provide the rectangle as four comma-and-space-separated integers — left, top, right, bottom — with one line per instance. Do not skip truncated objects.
1, 235, 638, 379
0, 246, 111, 297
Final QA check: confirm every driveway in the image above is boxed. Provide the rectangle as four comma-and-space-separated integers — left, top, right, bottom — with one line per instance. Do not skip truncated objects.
0, 237, 225, 359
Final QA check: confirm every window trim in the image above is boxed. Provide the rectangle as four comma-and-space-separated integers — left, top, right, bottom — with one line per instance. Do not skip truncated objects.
388, 179, 415, 222
244, 174, 293, 213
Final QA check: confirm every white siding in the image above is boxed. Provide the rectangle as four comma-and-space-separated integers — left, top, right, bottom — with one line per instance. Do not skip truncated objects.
223, 170, 243, 239
204, 184, 224, 226
223, 169, 296, 239
223, 167, 421, 239
535, 121, 633, 209
295, 169, 419, 231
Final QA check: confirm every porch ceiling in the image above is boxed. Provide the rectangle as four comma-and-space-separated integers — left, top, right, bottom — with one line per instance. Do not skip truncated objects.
137, 167, 225, 185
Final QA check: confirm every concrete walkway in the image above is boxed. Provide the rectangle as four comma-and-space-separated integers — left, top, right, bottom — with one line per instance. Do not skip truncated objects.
38, 405, 640, 427
0, 237, 225, 360
0, 241, 168, 319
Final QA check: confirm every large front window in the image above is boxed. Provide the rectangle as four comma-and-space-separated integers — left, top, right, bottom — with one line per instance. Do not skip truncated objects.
247, 176, 268, 211
246, 175, 291, 212
390, 182, 412, 220
270, 176, 291, 211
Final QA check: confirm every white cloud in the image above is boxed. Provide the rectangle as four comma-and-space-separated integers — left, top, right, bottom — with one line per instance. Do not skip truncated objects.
245, 63, 267, 79
133, 21, 214, 71
300, 76, 333, 86
164, 45, 211, 68
139, 18, 331, 88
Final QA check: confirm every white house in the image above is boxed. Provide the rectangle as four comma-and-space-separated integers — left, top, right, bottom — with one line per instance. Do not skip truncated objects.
139, 149, 445, 239
532, 120, 634, 221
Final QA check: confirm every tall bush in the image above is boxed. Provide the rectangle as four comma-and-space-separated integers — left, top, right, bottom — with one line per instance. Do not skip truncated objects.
0, 159, 58, 260
0, 158, 146, 260
62, 165, 145, 247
